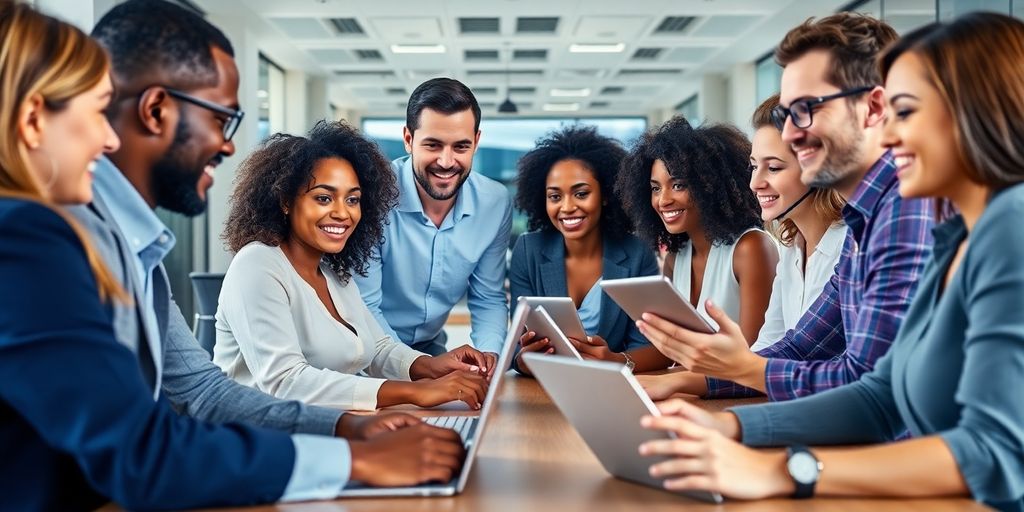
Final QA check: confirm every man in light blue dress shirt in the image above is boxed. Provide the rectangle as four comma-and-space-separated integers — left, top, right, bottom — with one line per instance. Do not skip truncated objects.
357, 78, 512, 361
65, 1, 466, 504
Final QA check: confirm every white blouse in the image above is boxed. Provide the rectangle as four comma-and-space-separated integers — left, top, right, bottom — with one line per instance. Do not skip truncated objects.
751, 223, 847, 351
671, 228, 771, 332
213, 242, 426, 411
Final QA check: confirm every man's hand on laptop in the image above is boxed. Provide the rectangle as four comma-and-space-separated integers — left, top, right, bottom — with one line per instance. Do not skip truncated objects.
410, 345, 494, 380
349, 423, 466, 486
335, 412, 423, 440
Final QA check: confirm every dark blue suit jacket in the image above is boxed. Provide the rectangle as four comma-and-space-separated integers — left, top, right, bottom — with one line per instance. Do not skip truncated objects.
0, 199, 294, 511
509, 230, 658, 353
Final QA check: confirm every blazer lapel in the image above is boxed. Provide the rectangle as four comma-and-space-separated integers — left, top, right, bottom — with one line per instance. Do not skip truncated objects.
597, 238, 629, 337
538, 231, 568, 298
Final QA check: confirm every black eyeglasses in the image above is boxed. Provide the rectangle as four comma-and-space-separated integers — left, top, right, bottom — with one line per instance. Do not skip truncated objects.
165, 88, 245, 142
771, 86, 874, 131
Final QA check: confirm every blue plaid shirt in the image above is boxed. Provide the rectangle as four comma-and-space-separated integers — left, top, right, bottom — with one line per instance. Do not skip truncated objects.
706, 151, 935, 400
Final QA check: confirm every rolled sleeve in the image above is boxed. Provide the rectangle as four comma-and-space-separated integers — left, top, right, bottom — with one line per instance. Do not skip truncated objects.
280, 434, 351, 501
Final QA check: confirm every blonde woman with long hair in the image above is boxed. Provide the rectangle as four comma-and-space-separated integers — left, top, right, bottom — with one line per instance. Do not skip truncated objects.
0, 2, 463, 509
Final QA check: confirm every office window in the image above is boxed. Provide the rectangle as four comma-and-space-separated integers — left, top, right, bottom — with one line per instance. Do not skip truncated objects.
939, 0, 1010, 18
362, 117, 647, 243
755, 55, 783, 103
675, 95, 700, 126
257, 54, 285, 141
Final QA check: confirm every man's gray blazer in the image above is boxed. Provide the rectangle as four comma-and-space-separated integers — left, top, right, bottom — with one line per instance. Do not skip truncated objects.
67, 187, 342, 435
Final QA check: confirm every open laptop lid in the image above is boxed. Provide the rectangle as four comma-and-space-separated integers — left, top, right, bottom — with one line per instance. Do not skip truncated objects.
453, 302, 530, 491
523, 354, 723, 504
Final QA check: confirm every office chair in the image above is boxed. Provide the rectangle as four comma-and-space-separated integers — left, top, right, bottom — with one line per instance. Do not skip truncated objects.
188, 272, 225, 358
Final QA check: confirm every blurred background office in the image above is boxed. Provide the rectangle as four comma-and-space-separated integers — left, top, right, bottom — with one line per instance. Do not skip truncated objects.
31, 0, 1022, 322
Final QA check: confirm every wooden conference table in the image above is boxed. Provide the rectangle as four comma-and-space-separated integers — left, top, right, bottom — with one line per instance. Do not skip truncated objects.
162, 374, 988, 512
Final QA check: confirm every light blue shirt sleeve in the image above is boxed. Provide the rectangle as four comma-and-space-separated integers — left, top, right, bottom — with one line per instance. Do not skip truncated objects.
466, 196, 512, 354
357, 242, 404, 345
279, 434, 351, 501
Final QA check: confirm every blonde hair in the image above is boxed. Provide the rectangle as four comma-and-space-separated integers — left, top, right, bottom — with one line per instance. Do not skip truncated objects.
0, 0, 126, 302
750, 94, 845, 246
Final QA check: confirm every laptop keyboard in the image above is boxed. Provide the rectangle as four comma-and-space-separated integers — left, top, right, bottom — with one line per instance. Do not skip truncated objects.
424, 415, 477, 443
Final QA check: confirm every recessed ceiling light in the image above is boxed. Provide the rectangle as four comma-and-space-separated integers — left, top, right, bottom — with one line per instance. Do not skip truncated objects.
390, 44, 446, 54
550, 87, 591, 97
569, 43, 625, 53
542, 102, 581, 112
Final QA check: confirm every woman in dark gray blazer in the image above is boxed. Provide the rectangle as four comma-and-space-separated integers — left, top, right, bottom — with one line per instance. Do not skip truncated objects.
509, 125, 672, 374
635, 13, 1024, 510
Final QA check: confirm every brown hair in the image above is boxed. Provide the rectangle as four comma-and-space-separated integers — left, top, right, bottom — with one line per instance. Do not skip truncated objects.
0, 0, 126, 302
751, 94, 845, 246
776, 12, 898, 92
880, 12, 1024, 190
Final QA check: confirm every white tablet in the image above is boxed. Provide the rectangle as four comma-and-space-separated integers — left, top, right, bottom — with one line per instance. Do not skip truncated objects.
524, 353, 723, 504
517, 296, 588, 341
599, 275, 716, 334
527, 305, 583, 359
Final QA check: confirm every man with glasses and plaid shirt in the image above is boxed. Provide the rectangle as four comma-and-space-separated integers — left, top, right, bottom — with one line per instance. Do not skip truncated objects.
637, 12, 936, 404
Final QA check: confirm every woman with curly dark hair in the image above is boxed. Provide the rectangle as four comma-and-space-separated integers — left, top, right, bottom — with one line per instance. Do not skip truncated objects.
509, 125, 671, 375
616, 116, 777, 344
214, 120, 492, 411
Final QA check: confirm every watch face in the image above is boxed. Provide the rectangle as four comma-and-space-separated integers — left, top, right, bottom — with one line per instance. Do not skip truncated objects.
787, 452, 819, 484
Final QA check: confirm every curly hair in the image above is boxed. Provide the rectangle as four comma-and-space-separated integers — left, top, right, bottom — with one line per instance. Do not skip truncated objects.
514, 125, 632, 238
222, 120, 398, 283
616, 116, 761, 253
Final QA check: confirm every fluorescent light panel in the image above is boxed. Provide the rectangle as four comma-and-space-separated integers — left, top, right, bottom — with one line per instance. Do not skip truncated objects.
569, 43, 625, 53
542, 102, 581, 112
550, 87, 591, 97
390, 44, 446, 54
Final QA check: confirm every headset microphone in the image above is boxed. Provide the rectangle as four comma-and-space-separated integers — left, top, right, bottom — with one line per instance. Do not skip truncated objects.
772, 189, 814, 222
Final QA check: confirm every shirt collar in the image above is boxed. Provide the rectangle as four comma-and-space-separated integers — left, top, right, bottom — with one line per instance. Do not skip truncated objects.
93, 156, 176, 257
394, 155, 474, 222
931, 214, 966, 256
814, 223, 847, 259
842, 150, 896, 224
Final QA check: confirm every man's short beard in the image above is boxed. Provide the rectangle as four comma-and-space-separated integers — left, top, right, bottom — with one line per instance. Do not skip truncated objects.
411, 156, 470, 201
806, 107, 866, 189
152, 116, 208, 217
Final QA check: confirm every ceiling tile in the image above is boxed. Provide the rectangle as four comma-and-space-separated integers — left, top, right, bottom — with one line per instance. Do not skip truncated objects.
662, 47, 718, 64
307, 48, 355, 65
573, 16, 650, 39
369, 17, 444, 39
269, 18, 333, 39
689, 15, 763, 37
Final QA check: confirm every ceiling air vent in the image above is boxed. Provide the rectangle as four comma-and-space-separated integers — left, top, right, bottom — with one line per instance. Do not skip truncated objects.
600, 86, 625, 95
516, 17, 559, 33
465, 49, 499, 61
654, 16, 696, 34
328, 18, 365, 35
632, 47, 664, 60
459, 17, 499, 34
514, 49, 548, 60
354, 49, 383, 61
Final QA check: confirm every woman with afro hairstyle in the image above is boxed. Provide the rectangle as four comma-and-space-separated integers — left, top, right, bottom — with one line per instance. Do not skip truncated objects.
509, 125, 672, 375
214, 121, 492, 411
616, 116, 777, 346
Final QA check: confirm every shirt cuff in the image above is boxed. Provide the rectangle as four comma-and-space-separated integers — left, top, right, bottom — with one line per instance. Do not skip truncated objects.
475, 335, 505, 355
297, 406, 345, 436
352, 377, 386, 411
730, 403, 776, 446
279, 434, 351, 502
764, 358, 800, 401
399, 349, 428, 380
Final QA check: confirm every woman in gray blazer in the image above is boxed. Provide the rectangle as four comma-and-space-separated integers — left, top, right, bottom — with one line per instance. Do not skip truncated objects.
635, 13, 1024, 510
509, 125, 672, 375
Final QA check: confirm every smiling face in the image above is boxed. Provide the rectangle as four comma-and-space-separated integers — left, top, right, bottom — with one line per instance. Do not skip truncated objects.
30, 73, 121, 204
779, 50, 867, 190
544, 158, 603, 242
749, 126, 808, 221
287, 157, 362, 256
403, 107, 479, 202
650, 158, 699, 235
152, 46, 239, 216
882, 52, 964, 199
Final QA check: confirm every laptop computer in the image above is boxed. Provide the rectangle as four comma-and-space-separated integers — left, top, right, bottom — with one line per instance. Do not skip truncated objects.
336, 303, 528, 497
523, 353, 724, 504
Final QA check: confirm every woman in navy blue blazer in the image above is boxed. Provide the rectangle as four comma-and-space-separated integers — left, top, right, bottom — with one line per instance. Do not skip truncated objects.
509, 125, 672, 374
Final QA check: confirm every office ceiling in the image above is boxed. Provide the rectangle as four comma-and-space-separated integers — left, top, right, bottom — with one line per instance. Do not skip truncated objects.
194, 0, 852, 116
